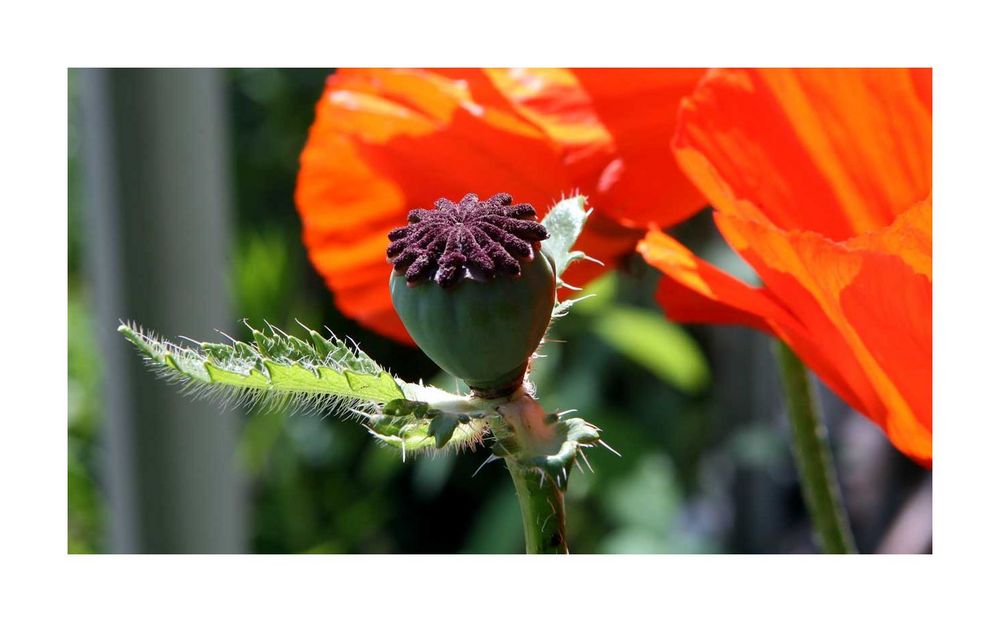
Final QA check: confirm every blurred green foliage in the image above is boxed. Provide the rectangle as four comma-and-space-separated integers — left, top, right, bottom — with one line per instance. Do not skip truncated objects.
573, 275, 711, 394
68, 289, 105, 553
68, 69, 927, 554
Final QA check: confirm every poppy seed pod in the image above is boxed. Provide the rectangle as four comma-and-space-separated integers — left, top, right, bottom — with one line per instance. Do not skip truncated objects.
388, 192, 556, 397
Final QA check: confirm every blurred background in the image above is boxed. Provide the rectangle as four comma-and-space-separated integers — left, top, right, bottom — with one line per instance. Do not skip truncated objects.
68, 68, 931, 554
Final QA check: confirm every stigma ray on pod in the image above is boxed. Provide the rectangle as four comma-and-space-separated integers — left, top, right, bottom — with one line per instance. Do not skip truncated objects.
387, 192, 550, 287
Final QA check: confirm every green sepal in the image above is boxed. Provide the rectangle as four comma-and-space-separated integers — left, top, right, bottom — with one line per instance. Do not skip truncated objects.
383, 399, 437, 419
531, 417, 601, 490
490, 403, 603, 492
539, 195, 603, 334
367, 411, 489, 455
365, 384, 505, 455
540, 195, 601, 285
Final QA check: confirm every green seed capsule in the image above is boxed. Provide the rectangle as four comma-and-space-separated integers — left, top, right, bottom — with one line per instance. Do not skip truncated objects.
386, 192, 556, 397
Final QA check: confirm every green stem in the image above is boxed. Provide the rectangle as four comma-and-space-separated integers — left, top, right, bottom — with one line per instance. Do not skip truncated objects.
773, 340, 857, 553
492, 392, 570, 554
504, 458, 569, 554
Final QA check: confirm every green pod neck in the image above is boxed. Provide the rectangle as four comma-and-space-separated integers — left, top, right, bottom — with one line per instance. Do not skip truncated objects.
390, 251, 556, 396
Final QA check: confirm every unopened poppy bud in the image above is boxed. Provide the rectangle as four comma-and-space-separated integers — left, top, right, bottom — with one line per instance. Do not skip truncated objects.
388, 192, 556, 397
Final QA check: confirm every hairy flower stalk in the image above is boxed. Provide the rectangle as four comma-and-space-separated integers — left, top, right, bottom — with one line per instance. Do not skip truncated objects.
492, 394, 575, 553
774, 341, 857, 553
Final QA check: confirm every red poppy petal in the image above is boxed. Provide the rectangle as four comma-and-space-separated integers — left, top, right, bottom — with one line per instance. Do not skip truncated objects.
715, 210, 932, 464
571, 69, 708, 227
847, 196, 932, 279
674, 68, 932, 240
910, 68, 933, 113
639, 229, 875, 423
482, 69, 616, 156
296, 121, 412, 341
839, 251, 932, 463
637, 228, 791, 334
485, 68, 707, 227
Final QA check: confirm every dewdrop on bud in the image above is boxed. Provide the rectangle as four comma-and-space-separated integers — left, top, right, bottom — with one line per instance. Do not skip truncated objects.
387, 192, 556, 398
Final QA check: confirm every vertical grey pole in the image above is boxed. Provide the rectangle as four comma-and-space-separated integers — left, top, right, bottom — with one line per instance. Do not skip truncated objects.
78, 69, 245, 553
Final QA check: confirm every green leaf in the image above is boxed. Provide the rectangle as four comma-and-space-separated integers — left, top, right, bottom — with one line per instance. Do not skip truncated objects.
118, 321, 404, 417
121, 321, 509, 457
540, 195, 599, 284
365, 383, 508, 456
591, 306, 711, 394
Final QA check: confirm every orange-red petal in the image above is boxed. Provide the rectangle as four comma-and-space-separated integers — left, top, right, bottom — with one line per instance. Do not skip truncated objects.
716, 207, 931, 464
649, 68, 933, 464
673, 68, 932, 240
641, 202, 932, 464
638, 228, 868, 419
485, 68, 707, 227
638, 228, 787, 334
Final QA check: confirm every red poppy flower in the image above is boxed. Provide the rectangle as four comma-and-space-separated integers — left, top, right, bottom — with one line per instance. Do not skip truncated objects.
636, 69, 932, 465
295, 68, 705, 343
